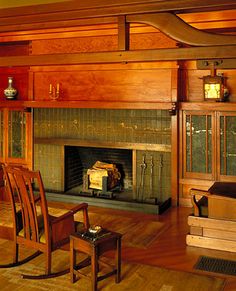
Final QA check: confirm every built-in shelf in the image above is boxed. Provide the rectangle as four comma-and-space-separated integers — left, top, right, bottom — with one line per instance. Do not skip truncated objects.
180, 101, 236, 111
0, 100, 173, 110
1, 100, 236, 111
26, 100, 173, 110
34, 138, 171, 152
0, 100, 25, 108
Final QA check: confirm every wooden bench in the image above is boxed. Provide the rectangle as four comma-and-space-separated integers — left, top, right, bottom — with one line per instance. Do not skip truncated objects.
187, 182, 236, 252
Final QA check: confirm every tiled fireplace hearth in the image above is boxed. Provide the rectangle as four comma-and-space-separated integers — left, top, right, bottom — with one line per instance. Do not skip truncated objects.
34, 108, 171, 214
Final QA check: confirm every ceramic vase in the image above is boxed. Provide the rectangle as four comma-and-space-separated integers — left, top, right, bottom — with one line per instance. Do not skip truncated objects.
4, 77, 18, 99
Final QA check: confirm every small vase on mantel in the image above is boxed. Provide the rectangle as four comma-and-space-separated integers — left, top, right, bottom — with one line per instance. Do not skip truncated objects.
4, 77, 18, 100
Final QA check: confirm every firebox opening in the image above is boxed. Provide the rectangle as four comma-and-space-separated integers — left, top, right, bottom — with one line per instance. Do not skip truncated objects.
64, 146, 133, 201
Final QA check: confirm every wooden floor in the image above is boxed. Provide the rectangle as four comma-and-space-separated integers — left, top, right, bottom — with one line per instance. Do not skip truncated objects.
1, 202, 236, 290
83, 203, 236, 291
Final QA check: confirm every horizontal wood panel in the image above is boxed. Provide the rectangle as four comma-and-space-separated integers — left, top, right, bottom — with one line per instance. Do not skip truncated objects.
0, 0, 235, 33
31, 32, 176, 54
190, 226, 203, 236
0, 46, 236, 67
203, 228, 236, 241
188, 215, 236, 231
30, 62, 178, 71
180, 101, 236, 111
186, 234, 236, 252
33, 69, 172, 102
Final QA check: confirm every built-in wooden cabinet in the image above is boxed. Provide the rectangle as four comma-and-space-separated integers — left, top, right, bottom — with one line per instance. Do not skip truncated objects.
0, 107, 32, 200
180, 107, 236, 205
0, 108, 32, 167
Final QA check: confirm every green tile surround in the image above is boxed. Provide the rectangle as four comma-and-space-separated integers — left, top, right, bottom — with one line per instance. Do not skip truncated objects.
33, 108, 171, 203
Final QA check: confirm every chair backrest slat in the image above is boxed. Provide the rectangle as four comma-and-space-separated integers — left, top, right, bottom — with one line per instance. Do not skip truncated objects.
3, 165, 50, 245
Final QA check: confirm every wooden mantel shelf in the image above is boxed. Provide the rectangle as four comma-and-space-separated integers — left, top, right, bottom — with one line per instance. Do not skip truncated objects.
34, 138, 171, 152
1, 100, 236, 111
0, 100, 26, 109
0, 100, 173, 110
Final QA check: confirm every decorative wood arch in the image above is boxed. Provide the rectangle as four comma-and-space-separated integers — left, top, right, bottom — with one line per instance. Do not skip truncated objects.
126, 12, 236, 46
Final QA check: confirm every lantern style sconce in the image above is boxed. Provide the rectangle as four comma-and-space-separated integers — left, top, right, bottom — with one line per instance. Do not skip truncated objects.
203, 74, 224, 101
202, 62, 229, 102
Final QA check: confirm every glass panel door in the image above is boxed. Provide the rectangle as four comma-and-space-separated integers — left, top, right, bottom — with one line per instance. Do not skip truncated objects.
184, 111, 214, 179
8, 110, 26, 159
219, 114, 236, 177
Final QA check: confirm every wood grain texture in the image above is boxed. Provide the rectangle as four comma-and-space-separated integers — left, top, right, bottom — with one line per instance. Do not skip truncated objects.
31, 32, 176, 54
186, 69, 236, 102
33, 69, 172, 102
1, 203, 235, 289
127, 13, 236, 46
0, 0, 235, 34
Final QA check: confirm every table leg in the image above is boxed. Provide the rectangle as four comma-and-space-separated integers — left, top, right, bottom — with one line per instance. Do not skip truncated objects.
91, 246, 98, 291
116, 237, 121, 283
70, 238, 76, 283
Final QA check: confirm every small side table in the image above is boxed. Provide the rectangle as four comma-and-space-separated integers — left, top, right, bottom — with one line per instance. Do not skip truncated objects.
70, 229, 122, 291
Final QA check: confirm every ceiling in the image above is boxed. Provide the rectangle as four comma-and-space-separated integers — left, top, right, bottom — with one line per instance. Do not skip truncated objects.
0, 0, 69, 9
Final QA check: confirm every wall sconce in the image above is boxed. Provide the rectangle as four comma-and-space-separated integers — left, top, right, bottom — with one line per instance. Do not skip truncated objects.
203, 75, 223, 101
202, 62, 229, 102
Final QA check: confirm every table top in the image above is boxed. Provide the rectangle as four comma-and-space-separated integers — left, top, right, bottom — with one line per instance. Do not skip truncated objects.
71, 228, 122, 245
208, 182, 236, 199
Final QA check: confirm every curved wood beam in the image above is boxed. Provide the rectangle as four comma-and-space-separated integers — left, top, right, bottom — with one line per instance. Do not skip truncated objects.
126, 12, 236, 46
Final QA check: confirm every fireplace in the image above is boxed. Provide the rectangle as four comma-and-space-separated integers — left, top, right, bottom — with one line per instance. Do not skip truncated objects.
34, 108, 171, 214
64, 146, 133, 199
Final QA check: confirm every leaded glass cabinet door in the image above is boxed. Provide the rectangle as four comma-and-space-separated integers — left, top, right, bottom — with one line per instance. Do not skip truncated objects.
8, 110, 26, 159
183, 111, 215, 179
2, 108, 32, 166
218, 112, 236, 180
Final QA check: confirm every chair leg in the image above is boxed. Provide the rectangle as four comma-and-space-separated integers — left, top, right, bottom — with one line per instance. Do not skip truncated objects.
45, 252, 52, 275
13, 242, 19, 264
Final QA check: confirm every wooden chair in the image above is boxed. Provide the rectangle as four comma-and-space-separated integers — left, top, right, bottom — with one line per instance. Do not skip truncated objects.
1, 164, 90, 279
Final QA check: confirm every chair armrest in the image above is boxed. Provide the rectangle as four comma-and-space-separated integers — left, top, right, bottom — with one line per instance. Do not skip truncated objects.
51, 203, 90, 229
50, 211, 74, 224
190, 188, 210, 217
68, 203, 88, 215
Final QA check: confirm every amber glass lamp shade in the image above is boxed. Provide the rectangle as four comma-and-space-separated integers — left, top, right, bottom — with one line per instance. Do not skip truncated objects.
203, 75, 224, 101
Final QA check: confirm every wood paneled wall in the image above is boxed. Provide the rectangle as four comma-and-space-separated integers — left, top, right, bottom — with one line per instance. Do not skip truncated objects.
180, 61, 236, 102
29, 29, 177, 103
30, 64, 175, 102
0, 67, 29, 101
